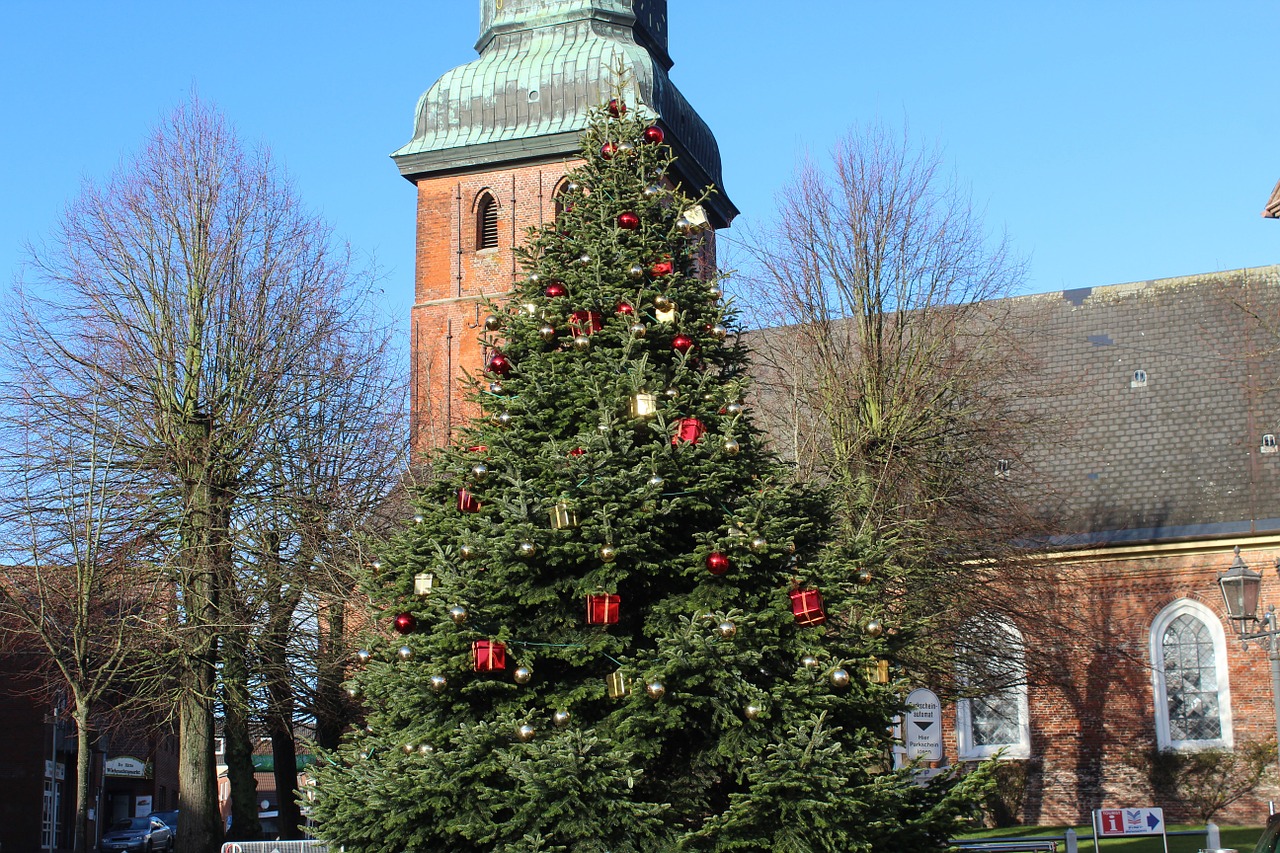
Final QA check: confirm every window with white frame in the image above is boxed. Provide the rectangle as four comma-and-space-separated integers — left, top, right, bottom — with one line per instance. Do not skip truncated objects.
1151, 598, 1233, 750
956, 619, 1031, 760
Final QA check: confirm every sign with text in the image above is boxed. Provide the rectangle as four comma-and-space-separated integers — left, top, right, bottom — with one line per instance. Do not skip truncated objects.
905, 688, 943, 761
1095, 807, 1165, 837
105, 756, 152, 779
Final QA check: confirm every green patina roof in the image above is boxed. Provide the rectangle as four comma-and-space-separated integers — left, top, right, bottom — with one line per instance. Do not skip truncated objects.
392, 0, 736, 227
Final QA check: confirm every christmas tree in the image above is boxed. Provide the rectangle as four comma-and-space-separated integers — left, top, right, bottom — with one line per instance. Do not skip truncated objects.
308, 98, 990, 852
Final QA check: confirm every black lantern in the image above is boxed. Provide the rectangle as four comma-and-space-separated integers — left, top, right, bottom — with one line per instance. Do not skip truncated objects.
1218, 545, 1262, 624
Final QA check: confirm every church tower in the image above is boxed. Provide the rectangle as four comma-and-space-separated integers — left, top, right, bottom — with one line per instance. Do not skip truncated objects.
394, 0, 737, 450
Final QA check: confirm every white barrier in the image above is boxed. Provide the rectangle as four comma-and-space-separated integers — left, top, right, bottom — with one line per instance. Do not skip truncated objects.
221, 842, 329, 853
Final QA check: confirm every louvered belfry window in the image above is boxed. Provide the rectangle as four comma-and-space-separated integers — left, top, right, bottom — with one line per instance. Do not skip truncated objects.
477, 193, 498, 250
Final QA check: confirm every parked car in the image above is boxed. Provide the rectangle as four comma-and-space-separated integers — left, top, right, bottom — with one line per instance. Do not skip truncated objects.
1254, 813, 1280, 853
147, 810, 179, 838
100, 816, 173, 853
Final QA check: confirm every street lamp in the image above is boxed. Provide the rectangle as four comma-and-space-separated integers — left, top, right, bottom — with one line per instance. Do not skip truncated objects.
1216, 545, 1280, 773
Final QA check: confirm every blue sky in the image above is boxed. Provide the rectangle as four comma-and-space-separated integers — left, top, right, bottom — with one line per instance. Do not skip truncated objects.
2, 1, 1277, 331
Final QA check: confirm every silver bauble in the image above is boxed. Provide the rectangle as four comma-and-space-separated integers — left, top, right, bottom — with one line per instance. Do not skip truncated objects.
716, 620, 737, 639
723, 439, 741, 456
865, 619, 884, 638
449, 606, 468, 624
460, 544, 477, 560
573, 334, 591, 352
553, 710, 572, 727
539, 324, 557, 341
519, 541, 538, 558
514, 666, 533, 685
646, 681, 666, 699
471, 463, 489, 482
629, 264, 646, 279
429, 675, 447, 692
355, 649, 372, 666
653, 294, 673, 311
521, 302, 539, 317
830, 668, 851, 688
630, 322, 647, 338
413, 514, 425, 524
489, 382, 504, 394
711, 325, 729, 340
643, 184, 663, 198
371, 560, 382, 572
516, 724, 536, 742
647, 473, 664, 488
566, 181, 580, 193
726, 402, 744, 416
483, 314, 502, 331
599, 544, 617, 563
749, 536, 768, 553
801, 655, 820, 669
496, 412, 513, 427
745, 704, 762, 721
663, 387, 679, 399
345, 685, 360, 698
527, 273, 541, 283
402, 743, 415, 755
578, 254, 592, 265
397, 645, 413, 661
418, 744, 434, 755
710, 286, 723, 300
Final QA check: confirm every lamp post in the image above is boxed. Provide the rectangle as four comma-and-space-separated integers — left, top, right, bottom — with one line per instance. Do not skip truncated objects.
1216, 545, 1280, 772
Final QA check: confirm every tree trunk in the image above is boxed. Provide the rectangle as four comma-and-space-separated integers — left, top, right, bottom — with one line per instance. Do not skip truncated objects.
176, 684, 220, 853
71, 693, 92, 853
313, 600, 349, 751
221, 627, 261, 842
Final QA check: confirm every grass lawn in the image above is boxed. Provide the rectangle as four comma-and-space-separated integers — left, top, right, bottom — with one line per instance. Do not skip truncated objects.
955, 823, 1264, 851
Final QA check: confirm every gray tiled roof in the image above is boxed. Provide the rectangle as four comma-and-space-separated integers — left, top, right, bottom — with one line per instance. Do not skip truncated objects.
393, 0, 736, 227
746, 265, 1280, 547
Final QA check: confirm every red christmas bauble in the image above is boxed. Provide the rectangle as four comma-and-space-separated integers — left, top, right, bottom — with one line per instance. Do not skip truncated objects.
568, 447, 586, 457
608, 98, 626, 117
487, 352, 512, 376
706, 552, 730, 575
651, 259, 673, 277
600, 142, 618, 160
643, 126, 665, 145
615, 302, 635, 316
545, 281, 568, 298
393, 612, 417, 634
617, 212, 640, 230
672, 335, 695, 354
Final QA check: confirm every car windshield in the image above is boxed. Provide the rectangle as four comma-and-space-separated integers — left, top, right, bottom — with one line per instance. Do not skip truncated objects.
110, 817, 150, 831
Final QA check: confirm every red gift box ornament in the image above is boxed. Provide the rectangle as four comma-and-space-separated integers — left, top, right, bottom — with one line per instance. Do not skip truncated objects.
672, 417, 705, 445
586, 593, 621, 625
569, 310, 604, 336
651, 259, 673, 277
789, 588, 828, 626
457, 489, 481, 513
473, 640, 507, 672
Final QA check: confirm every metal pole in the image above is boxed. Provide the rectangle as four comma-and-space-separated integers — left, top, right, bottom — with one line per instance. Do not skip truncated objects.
1270, 634, 1280, 777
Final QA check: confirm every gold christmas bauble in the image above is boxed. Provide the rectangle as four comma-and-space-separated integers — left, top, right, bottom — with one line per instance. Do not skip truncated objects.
716, 621, 737, 639
449, 606, 468, 624
749, 536, 768, 553
553, 710, 572, 727
519, 541, 538, 558
397, 645, 413, 661
573, 334, 591, 351
646, 681, 666, 699
745, 704, 762, 721
514, 666, 533, 685
539, 324, 557, 342
483, 314, 502, 331
517, 724, 536, 742
599, 544, 617, 563
830, 668, 851, 688
429, 675, 447, 692
865, 619, 884, 638
471, 463, 489, 482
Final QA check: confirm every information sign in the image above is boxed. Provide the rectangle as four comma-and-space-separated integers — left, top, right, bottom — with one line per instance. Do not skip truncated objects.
905, 687, 942, 761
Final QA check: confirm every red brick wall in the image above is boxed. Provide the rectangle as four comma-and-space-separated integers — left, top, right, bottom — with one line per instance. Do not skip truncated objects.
937, 541, 1280, 825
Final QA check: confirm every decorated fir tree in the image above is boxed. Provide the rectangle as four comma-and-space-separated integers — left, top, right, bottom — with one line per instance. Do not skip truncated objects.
308, 99, 990, 852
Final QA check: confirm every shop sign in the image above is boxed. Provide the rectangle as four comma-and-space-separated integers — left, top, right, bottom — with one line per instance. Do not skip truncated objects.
104, 756, 152, 779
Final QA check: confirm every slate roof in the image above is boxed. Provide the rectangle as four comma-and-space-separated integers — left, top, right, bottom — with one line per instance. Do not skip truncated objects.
393, 0, 737, 228
747, 265, 1280, 547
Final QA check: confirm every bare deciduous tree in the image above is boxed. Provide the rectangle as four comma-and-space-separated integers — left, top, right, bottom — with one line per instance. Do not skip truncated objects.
9, 97, 402, 853
743, 122, 1065, 693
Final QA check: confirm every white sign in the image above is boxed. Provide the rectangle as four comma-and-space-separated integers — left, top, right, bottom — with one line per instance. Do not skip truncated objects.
905, 688, 943, 761
134, 795, 152, 816
105, 756, 151, 779
1095, 807, 1166, 837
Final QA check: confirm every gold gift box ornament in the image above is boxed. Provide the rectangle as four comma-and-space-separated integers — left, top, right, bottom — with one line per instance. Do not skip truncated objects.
414, 572, 434, 596
606, 669, 630, 699
863, 658, 890, 685
629, 393, 657, 419
550, 502, 579, 530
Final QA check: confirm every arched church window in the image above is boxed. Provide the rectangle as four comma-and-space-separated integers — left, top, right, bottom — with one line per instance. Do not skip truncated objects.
553, 178, 575, 220
1150, 599, 1232, 750
956, 618, 1031, 760
476, 191, 499, 251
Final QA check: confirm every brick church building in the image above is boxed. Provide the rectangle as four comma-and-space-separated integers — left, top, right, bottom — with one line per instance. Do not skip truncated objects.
400, 0, 1280, 827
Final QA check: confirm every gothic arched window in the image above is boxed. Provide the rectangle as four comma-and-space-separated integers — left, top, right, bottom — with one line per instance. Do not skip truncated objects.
1151, 599, 1232, 750
956, 618, 1031, 760
476, 191, 499, 251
